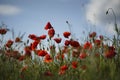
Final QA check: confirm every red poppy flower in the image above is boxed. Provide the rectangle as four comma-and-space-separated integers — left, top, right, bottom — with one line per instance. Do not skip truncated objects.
24, 46, 31, 52
49, 45, 56, 50
24, 46, 32, 56
5, 40, 14, 48
59, 65, 68, 75
62, 46, 69, 53
28, 34, 38, 40
94, 39, 101, 46
39, 34, 46, 40
5, 50, 20, 59
56, 53, 64, 60
109, 46, 115, 51
31, 40, 40, 50
25, 50, 31, 57
44, 22, 53, 30
0, 28, 7, 35
19, 55, 25, 61
58, 70, 65, 75
95, 53, 100, 57
44, 54, 52, 63
21, 66, 28, 72
83, 41, 92, 49
104, 50, 116, 58
89, 32, 96, 38
37, 50, 48, 57
48, 28, 55, 38
64, 40, 70, 46
60, 65, 68, 71
79, 52, 87, 59
54, 38, 62, 43
15, 37, 21, 42
11, 50, 21, 59
70, 40, 80, 47
99, 35, 104, 40
63, 31, 71, 38
72, 61, 78, 69
44, 71, 53, 76
72, 50, 79, 58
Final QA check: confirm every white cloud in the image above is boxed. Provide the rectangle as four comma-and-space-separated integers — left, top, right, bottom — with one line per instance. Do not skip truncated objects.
0, 5, 22, 15
86, 0, 120, 34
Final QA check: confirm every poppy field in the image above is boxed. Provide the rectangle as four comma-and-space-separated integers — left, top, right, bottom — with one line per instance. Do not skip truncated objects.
0, 21, 120, 80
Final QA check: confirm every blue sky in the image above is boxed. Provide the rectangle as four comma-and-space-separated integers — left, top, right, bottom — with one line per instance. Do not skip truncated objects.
0, 0, 120, 41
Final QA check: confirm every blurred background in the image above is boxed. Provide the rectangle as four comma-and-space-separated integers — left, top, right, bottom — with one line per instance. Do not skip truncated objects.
0, 0, 120, 41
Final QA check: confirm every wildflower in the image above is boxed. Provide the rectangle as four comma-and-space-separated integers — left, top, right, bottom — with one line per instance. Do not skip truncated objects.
20, 65, 28, 79
5, 40, 13, 48
62, 46, 69, 53
24, 46, 31, 52
64, 40, 70, 46
15, 37, 21, 42
48, 28, 55, 38
104, 50, 116, 58
21, 66, 28, 72
83, 41, 92, 49
39, 34, 46, 40
31, 40, 40, 50
60, 65, 68, 71
11, 50, 21, 59
63, 31, 71, 38
104, 46, 116, 58
95, 53, 100, 57
50, 45, 56, 50
72, 50, 79, 58
44, 54, 52, 63
44, 71, 53, 76
99, 35, 104, 40
79, 52, 87, 59
94, 39, 101, 46
59, 65, 68, 75
28, 34, 38, 40
25, 51, 31, 57
58, 70, 65, 75
89, 32, 96, 38
19, 55, 25, 61
37, 50, 48, 57
56, 53, 64, 60
24, 46, 31, 57
109, 46, 115, 51
72, 61, 78, 69
54, 38, 62, 44
0, 28, 7, 35
70, 40, 80, 47
44, 22, 53, 30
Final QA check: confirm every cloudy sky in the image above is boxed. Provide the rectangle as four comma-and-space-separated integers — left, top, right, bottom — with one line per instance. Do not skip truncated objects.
0, 0, 120, 40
